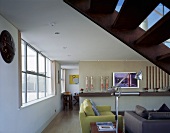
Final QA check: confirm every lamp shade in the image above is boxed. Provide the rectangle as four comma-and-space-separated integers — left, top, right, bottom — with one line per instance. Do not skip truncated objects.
135, 71, 142, 80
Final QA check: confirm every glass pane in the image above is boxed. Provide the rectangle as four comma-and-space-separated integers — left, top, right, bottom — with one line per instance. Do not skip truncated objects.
46, 77, 52, 96
39, 76, 45, 98
21, 41, 26, 72
115, 0, 124, 12
148, 4, 163, 29
27, 74, 37, 102
164, 42, 170, 48
38, 54, 45, 75
164, 6, 170, 47
27, 46, 37, 72
140, 4, 169, 31
22, 73, 26, 104
164, 5, 170, 14
46, 58, 51, 77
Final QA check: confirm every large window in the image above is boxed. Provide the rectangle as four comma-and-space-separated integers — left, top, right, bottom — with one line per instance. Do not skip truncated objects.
21, 40, 52, 104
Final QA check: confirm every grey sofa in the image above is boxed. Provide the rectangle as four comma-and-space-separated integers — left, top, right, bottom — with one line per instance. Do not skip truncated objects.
124, 111, 170, 133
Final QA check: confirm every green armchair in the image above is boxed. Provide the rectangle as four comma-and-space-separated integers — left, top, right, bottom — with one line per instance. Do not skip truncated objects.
79, 99, 123, 133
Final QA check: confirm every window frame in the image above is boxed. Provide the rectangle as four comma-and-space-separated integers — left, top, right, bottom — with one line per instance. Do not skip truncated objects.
21, 39, 53, 106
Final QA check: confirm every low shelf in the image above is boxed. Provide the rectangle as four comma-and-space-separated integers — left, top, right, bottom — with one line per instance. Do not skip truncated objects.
79, 91, 170, 97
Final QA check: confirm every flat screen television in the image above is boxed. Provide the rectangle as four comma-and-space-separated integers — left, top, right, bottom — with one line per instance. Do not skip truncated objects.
113, 72, 139, 88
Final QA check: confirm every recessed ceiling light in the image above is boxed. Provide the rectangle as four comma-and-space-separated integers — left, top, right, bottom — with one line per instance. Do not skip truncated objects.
49, 22, 56, 26
55, 32, 60, 34
67, 55, 71, 56
63, 46, 67, 49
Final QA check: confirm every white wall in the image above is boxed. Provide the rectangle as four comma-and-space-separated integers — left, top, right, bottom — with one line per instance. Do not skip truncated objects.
80, 96, 170, 111
0, 15, 62, 133
65, 69, 79, 95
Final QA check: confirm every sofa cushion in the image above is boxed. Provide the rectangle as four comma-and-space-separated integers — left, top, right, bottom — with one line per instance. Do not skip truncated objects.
158, 103, 170, 112
148, 112, 170, 120
100, 111, 113, 116
135, 105, 148, 119
83, 99, 95, 116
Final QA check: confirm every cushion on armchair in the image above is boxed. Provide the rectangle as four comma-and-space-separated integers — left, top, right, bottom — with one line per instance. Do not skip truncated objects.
92, 106, 100, 116
90, 99, 97, 107
157, 103, 170, 112
135, 105, 148, 119
90, 99, 100, 116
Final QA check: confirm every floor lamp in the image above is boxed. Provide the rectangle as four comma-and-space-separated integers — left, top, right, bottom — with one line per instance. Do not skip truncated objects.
108, 71, 142, 133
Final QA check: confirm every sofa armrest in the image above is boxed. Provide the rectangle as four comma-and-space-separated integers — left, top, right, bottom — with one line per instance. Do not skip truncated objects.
124, 111, 146, 133
96, 106, 111, 112
79, 104, 86, 118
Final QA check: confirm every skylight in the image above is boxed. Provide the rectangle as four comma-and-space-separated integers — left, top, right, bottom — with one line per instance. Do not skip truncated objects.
139, 4, 169, 30
139, 3, 170, 48
115, 0, 124, 12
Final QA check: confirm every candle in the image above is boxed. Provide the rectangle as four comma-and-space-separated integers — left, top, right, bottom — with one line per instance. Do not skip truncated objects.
101, 76, 104, 91
86, 76, 88, 90
91, 76, 93, 90
105, 76, 109, 90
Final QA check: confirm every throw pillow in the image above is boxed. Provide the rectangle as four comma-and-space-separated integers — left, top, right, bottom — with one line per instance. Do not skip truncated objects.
92, 106, 100, 116
157, 103, 170, 112
148, 112, 170, 120
90, 99, 97, 107
135, 105, 148, 119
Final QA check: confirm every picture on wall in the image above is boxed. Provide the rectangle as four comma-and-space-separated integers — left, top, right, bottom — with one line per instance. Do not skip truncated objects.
69, 75, 79, 84
113, 72, 139, 88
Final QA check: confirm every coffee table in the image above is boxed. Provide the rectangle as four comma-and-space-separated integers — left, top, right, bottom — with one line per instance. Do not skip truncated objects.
90, 122, 121, 133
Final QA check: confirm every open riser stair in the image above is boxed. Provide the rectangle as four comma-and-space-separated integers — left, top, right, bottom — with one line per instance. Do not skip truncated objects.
64, 0, 170, 74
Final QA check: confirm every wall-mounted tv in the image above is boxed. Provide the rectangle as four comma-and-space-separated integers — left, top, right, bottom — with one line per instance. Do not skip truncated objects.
113, 72, 139, 88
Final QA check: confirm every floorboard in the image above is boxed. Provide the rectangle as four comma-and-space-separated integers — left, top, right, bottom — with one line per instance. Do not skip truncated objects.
42, 105, 81, 133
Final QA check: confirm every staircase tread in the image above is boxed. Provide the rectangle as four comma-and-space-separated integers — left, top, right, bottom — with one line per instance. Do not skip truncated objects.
157, 53, 170, 62
90, 0, 118, 13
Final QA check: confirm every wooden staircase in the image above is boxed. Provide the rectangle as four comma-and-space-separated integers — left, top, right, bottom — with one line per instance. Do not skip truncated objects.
64, 0, 170, 74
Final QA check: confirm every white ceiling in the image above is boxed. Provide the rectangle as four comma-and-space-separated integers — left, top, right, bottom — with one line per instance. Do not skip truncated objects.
0, 0, 146, 69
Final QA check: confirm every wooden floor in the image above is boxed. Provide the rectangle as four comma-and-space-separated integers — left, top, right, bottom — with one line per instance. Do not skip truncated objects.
42, 104, 125, 133
42, 105, 81, 133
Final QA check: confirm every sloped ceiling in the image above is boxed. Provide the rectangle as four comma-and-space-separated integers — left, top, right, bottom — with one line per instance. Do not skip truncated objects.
0, 0, 146, 69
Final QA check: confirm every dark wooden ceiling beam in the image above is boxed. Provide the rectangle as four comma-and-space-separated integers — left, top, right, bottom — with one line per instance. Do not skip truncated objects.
161, 0, 170, 9
157, 53, 170, 62
113, 0, 160, 30
90, 0, 118, 13
134, 11, 170, 46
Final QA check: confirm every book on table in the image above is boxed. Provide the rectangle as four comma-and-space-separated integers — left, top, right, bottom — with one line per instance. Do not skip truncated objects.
96, 122, 116, 131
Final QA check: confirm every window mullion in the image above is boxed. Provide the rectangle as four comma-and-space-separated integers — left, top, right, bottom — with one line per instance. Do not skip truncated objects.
37, 52, 39, 99
45, 58, 47, 97
25, 43, 27, 103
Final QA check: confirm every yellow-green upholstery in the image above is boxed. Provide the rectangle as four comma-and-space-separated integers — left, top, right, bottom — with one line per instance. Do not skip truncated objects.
79, 99, 123, 133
